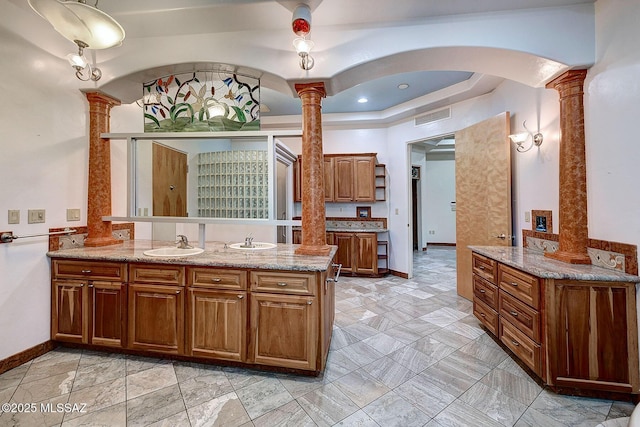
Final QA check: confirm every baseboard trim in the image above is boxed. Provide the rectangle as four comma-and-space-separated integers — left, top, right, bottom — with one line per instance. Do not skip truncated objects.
427, 243, 456, 247
390, 270, 409, 279
0, 341, 57, 375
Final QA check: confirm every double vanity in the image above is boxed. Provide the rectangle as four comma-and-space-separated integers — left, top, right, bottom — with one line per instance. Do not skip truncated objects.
47, 240, 338, 374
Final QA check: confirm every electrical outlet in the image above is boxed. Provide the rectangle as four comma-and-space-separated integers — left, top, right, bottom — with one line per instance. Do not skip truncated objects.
67, 208, 81, 221
28, 209, 45, 224
8, 210, 19, 224
525, 211, 531, 223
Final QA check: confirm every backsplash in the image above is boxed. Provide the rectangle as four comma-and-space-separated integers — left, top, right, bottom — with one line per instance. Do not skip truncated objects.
48, 223, 135, 252
522, 229, 637, 275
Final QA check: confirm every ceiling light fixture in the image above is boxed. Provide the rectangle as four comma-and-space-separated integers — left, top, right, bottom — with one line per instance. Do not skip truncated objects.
291, 4, 314, 70
358, 97, 368, 103
509, 120, 544, 153
28, 0, 125, 81
398, 83, 410, 90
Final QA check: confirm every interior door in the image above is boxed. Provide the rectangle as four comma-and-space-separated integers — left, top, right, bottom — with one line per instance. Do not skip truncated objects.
455, 112, 512, 299
153, 142, 187, 216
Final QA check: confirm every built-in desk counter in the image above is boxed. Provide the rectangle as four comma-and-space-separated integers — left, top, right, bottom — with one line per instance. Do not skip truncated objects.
47, 240, 338, 374
470, 245, 640, 400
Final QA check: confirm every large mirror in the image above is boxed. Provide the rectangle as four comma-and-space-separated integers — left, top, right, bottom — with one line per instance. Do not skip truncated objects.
131, 135, 295, 221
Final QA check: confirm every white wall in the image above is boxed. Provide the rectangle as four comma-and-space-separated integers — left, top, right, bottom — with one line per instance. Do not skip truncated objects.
424, 154, 456, 245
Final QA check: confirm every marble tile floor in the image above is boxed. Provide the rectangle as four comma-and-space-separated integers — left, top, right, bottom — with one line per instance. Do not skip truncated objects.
0, 247, 636, 427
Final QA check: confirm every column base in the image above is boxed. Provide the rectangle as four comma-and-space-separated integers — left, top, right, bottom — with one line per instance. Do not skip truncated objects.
544, 250, 591, 264
84, 236, 123, 247
295, 244, 332, 256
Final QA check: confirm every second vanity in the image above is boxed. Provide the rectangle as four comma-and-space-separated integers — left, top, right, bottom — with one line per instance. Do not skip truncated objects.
47, 240, 338, 374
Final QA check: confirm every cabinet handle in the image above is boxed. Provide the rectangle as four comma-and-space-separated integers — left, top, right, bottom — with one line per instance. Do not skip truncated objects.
510, 311, 518, 317
511, 282, 518, 287
81, 270, 92, 273
307, 300, 312, 305
479, 289, 486, 294
512, 340, 520, 347
88, 284, 94, 288
237, 294, 244, 299
211, 278, 222, 282
80, 283, 85, 287
479, 266, 485, 270
479, 313, 486, 318
176, 290, 180, 294
277, 282, 288, 287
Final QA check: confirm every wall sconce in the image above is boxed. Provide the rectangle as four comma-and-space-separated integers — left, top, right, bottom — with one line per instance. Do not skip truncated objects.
509, 120, 544, 153
29, 0, 125, 81
66, 41, 102, 81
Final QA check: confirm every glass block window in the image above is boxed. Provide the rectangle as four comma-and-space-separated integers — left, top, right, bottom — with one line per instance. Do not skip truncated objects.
197, 150, 268, 218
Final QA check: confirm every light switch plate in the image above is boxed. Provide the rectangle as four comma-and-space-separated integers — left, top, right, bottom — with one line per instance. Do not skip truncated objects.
28, 209, 45, 224
8, 210, 19, 224
67, 208, 81, 221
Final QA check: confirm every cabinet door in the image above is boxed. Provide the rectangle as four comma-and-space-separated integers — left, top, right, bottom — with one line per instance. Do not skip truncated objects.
353, 156, 375, 201
333, 157, 354, 202
52, 281, 87, 343
128, 284, 184, 354
188, 288, 246, 361
550, 281, 639, 393
250, 293, 317, 370
354, 233, 377, 275
90, 281, 126, 347
292, 229, 302, 244
334, 233, 355, 274
324, 157, 334, 202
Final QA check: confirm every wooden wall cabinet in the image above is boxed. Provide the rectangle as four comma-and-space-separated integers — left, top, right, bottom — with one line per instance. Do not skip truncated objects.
51, 260, 126, 347
294, 153, 377, 203
128, 264, 185, 354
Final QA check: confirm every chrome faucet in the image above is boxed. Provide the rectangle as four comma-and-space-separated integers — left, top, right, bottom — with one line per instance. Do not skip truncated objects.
243, 235, 254, 248
176, 235, 193, 249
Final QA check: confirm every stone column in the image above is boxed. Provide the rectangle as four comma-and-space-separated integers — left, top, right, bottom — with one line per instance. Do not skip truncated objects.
544, 70, 591, 264
84, 91, 122, 247
294, 82, 331, 256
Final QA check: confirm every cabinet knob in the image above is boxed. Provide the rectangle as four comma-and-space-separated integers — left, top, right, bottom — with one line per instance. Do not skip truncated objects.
512, 340, 520, 347
81, 270, 92, 274
175, 290, 180, 294
479, 266, 485, 270
277, 282, 288, 287
211, 278, 222, 282
479, 313, 486, 318
510, 311, 518, 317
479, 289, 486, 294
237, 294, 244, 299
307, 300, 312, 305
88, 284, 94, 288
511, 282, 518, 287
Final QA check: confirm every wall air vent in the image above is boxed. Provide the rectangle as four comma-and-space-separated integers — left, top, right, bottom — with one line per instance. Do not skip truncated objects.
415, 107, 451, 126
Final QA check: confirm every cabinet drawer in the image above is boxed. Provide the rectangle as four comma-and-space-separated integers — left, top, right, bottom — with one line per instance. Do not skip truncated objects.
473, 299, 498, 336
472, 253, 497, 284
500, 319, 541, 376
53, 260, 125, 281
473, 275, 498, 310
129, 264, 185, 286
250, 271, 316, 296
499, 291, 540, 342
188, 268, 247, 290
498, 264, 540, 309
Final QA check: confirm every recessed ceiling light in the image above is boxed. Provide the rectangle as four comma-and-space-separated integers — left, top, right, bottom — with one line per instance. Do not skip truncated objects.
398, 83, 409, 90
357, 97, 368, 103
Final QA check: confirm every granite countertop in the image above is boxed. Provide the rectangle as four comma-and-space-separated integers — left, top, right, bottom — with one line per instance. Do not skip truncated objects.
469, 245, 640, 282
47, 240, 337, 272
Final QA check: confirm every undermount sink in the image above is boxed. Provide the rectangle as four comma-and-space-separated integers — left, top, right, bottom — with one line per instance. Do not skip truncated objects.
143, 247, 204, 257
228, 242, 277, 250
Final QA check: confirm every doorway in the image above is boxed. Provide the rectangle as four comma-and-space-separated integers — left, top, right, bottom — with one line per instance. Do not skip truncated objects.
152, 142, 187, 217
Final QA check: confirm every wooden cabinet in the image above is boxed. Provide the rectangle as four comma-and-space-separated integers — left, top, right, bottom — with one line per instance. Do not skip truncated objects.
128, 264, 185, 354
294, 153, 377, 203
249, 270, 321, 370
51, 260, 126, 347
333, 232, 355, 274
187, 267, 247, 361
354, 233, 377, 275
472, 249, 640, 398
548, 280, 639, 393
